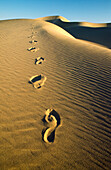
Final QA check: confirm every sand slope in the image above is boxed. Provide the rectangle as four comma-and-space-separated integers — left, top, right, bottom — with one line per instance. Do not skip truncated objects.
0, 16, 111, 169
40, 16, 111, 49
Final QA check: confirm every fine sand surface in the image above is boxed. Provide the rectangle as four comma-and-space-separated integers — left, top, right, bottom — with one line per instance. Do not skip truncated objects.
0, 16, 111, 169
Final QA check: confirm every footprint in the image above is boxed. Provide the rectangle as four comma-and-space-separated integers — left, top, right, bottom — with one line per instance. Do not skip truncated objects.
28, 35, 34, 38
42, 109, 61, 144
29, 74, 46, 89
27, 47, 39, 52
35, 57, 45, 65
29, 40, 38, 43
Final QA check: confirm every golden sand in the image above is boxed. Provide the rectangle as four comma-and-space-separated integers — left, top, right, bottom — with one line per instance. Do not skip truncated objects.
0, 16, 111, 169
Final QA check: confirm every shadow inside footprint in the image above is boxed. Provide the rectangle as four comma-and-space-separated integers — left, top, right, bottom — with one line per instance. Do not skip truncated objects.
42, 109, 61, 144
35, 58, 37, 64
27, 47, 39, 52
35, 57, 45, 65
30, 75, 42, 83
27, 47, 36, 51
49, 109, 61, 127
42, 128, 55, 143
48, 130, 55, 143
29, 40, 37, 43
29, 74, 46, 89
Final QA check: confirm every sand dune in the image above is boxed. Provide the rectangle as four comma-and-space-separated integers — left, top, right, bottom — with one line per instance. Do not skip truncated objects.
0, 16, 111, 169
42, 16, 111, 49
36, 15, 69, 22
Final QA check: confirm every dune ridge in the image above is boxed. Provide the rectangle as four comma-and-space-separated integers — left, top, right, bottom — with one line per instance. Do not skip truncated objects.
37, 15, 110, 27
0, 16, 111, 169
35, 15, 69, 22
37, 15, 111, 48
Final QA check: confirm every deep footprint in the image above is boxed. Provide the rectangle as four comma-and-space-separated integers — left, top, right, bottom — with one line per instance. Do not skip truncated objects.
29, 74, 46, 89
42, 109, 61, 144
29, 40, 37, 43
35, 57, 45, 65
27, 47, 39, 52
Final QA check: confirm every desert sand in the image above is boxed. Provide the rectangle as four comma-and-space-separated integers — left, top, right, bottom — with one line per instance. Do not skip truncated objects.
0, 16, 111, 169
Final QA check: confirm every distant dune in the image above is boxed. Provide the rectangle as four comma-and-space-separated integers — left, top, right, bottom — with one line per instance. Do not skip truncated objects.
0, 16, 111, 169
36, 15, 111, 49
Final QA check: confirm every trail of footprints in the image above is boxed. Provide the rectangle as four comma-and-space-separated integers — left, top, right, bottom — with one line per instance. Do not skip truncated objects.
27, 31, 45, 88
27, 28, 61, 144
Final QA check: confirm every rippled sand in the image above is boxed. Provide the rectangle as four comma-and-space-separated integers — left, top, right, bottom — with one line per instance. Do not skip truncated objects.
0, 16, 111, 169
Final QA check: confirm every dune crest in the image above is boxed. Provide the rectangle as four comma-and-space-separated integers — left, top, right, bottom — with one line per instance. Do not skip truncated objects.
36, 15, 69, 22
38, 15, 111, 49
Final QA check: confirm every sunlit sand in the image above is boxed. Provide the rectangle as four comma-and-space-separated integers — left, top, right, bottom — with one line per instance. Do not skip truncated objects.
0, 16, 111, 169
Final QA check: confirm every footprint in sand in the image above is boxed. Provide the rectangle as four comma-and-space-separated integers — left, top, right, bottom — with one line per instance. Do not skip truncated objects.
28, 35, 34, 38
35, 57, 45, 65
27, 47, 39, 52
29, 74, 46, 89
29, 40, 37, 43
42, 109, 61, 144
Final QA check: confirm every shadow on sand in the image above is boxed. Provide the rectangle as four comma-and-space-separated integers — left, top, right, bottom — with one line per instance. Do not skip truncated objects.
42, 109, 61, 143
47, 19, 111, 49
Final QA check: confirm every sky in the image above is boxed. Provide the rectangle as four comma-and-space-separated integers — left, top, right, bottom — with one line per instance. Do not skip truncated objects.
0, 0, 111, 23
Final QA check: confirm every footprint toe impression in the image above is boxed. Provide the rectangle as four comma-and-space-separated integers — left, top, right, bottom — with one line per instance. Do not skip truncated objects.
42, 109, 61, 144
